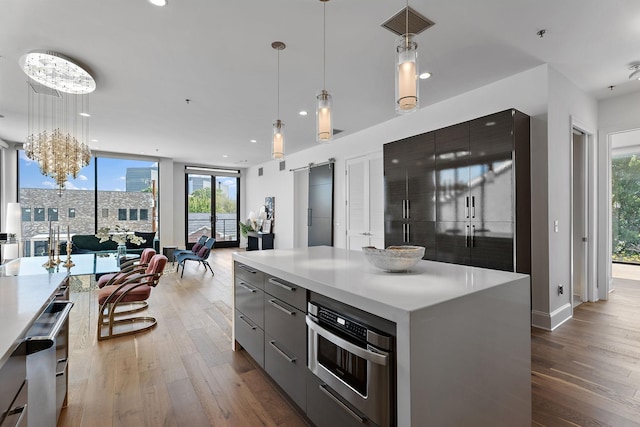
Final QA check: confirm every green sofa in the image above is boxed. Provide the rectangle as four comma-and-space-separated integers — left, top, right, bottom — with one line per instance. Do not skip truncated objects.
71, 232, 158, 255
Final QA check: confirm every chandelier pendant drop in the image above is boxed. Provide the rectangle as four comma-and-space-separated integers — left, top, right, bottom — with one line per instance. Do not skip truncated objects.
20, 50, 95, 195
396, 0, 419, 114
272, 42, 286, 160
316, 0, 333, 143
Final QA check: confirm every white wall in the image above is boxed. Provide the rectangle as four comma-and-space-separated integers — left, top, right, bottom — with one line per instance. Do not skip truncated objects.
536, 67, 598, 330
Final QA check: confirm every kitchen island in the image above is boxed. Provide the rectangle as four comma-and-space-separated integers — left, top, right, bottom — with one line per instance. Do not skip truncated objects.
232, 246, 531, 426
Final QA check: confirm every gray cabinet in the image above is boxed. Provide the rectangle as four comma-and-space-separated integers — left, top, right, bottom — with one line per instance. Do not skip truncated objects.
306, 370, 379, 427
233, 262, 265, 367
263, 274, 307, 411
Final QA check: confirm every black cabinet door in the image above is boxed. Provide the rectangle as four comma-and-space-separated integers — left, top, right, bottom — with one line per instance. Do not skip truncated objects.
406, 132, 436, 222
383, 139, 408, 222
435, 221, 471, 265
469, 110, 514, 223
469, 221, 514, 271
435, 123, 470, 222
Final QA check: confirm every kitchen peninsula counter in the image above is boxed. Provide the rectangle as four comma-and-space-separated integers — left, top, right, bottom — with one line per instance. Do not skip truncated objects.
233, 246, 531, 426
0, 273, 68, 367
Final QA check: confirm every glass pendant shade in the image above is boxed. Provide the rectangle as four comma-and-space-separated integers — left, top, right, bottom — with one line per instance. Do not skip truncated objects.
316, 90, 333, 142
396, 34, 419, 114
272, 119, 285, 160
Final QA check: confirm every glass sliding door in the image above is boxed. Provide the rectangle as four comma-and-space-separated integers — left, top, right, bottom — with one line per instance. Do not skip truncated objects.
185, 170, 239, 248
186, 174, 213, 246
214, 176, 239, 246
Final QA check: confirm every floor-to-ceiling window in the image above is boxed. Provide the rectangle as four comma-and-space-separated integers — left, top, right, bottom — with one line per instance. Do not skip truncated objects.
18, 150, 159, 255
611, 131, 640, 265
185, 167, 239, 248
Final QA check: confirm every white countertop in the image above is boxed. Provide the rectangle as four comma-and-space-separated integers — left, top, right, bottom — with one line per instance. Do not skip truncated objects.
0, 273, 68, 366
232, 246, 529, 322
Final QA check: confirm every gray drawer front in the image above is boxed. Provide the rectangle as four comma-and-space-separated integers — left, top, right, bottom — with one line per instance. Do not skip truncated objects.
235, 279, 264, 329
264, 333, 306, 411
306, 371, 378, 427
234, 310, 264, 368
264, 297, 306, 358
264, 275, 306, 311
234, 262, 264, 289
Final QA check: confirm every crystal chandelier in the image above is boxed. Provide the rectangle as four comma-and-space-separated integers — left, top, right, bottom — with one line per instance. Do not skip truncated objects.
19, 50, 95, 195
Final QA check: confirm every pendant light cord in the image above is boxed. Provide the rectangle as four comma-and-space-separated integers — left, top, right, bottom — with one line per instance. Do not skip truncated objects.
323, 0, 326, 90
405, 0, 409, 48
277, 48, 280, 118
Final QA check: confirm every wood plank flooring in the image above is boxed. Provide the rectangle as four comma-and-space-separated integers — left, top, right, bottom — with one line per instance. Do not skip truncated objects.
58, 249, 640, 426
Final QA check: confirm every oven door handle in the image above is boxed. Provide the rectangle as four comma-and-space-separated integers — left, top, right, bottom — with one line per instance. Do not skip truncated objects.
306, 316, 388, 366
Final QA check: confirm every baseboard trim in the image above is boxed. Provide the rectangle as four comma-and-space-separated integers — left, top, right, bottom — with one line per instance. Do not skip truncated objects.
531, 303, 572, 331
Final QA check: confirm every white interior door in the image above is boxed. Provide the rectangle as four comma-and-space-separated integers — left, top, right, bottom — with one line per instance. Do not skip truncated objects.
572, 130, 588, 307
346, 152, 383, 250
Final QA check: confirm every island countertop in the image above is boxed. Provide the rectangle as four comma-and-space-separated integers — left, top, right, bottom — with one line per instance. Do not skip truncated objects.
0, 273, 68, 367
232, 246, 529, 321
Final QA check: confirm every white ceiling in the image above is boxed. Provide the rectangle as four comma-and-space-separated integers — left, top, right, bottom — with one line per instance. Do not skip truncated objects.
1, 0, 640, 167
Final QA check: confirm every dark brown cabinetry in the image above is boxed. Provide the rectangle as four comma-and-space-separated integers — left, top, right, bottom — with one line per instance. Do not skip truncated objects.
384, 109, 530, 273
383, 132, 437, 259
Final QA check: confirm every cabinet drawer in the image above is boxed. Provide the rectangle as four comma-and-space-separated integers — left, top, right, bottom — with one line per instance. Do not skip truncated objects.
235, 279, 264, 329
234, 310, 264, 368
306, 371, 378, 427
264, 297, 306, 358
264, 333, 306, 411
234, 262, 264, 289
264, 275, 306, 311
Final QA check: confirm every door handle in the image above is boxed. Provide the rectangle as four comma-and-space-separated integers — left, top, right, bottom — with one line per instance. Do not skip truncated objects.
471, 196, 476, 219
406, 199, 410, 219
402, 199, 406, 219
465, 196, 470, 219
471, 225, 475, 247
307, 208, 312, 226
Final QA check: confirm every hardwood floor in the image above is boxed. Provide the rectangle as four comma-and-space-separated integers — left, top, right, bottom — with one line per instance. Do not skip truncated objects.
58, 250, 640, 426
532, 271, 640, 426
58, 248, 309, 427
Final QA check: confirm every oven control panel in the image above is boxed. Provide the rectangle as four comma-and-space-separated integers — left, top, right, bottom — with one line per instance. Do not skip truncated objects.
316, 307, 367, 341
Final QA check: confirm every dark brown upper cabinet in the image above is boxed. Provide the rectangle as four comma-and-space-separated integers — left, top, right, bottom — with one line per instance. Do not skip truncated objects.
383, 109, 530, 273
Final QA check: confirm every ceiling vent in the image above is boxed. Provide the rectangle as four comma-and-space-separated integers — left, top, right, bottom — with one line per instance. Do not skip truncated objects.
381, 7, 435, 36
29, 81, 61, 97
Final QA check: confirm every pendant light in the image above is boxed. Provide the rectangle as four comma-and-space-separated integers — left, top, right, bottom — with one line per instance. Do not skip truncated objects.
316, 0, 333, 142
396, 0, 419, 114
272, 41, 286, 160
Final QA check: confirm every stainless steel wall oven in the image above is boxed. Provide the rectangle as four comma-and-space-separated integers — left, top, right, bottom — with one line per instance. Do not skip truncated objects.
306, 293, 396, 427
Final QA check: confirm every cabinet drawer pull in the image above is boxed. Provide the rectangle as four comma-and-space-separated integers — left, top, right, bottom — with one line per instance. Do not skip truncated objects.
237, 281, 257, 293
269, 340, 296, 363
238, 315, 257, 330
268, 278, 295, 292
319, 384, 366, 423
268, 299, 295, 316
237, 264, 257, 274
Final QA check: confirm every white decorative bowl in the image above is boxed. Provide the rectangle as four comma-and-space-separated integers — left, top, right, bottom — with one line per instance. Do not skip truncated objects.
362, 245, 426, 272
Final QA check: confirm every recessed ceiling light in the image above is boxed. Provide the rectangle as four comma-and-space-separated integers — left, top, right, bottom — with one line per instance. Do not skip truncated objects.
79, 112, 90, 117
149, 0, 167, 6
419, 72, 431, 79
91, 139, 98, 142
299, 110, 308, 116
250, 139, 257, 143
222, 155, 229, 158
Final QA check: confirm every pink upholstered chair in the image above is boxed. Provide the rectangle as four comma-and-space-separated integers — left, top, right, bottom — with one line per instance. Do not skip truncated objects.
97, 248, 156, 288
97, 254, 168, 341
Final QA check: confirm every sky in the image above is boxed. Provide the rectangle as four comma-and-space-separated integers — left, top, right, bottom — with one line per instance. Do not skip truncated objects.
19, 151, 158, 191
